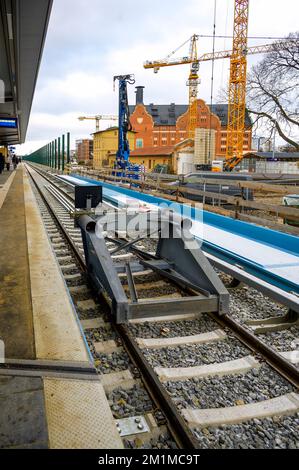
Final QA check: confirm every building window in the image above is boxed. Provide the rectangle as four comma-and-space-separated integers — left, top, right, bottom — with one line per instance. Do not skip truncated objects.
136, 138, 143, 148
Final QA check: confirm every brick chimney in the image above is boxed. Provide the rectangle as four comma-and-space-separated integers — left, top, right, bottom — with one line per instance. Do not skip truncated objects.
135, 86, 145, 105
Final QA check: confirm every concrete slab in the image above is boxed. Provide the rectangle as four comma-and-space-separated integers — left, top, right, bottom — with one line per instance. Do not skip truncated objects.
136, 329, 226, 349
76, 299, 97, 311
118, 269, 152, 279
94, 340, 122, 355
156, 355, 260, 382
44, 377, 123, 449
129, 313, 200, 324
182, 392, 299, 428
56, 256, 72, 262
0, 375, 48, 449
280, 350, 299, 364
68, 285, 90, 294
100, 370, 136, 393
64, 273, 82, 281
81, 318, 106, 329
124, 281, 168, 291
60, 264, 77, 271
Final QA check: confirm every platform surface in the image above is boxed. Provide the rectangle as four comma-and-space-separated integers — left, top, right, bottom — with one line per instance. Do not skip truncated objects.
0, 166, 123, 449
0, 171, 13, 185
0, 168, 34, 359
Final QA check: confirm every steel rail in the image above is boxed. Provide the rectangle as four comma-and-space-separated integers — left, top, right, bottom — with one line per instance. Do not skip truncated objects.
116, 323, 199, 449
26, 165, 86, 270
212, 313, 299, 389
25, 164, 199, 450
26, 164, 299, 436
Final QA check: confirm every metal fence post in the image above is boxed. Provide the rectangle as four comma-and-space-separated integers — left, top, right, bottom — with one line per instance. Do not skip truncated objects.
67, 132, 70, 164
58, 137, 61, 171
55, 139, 57, 169
62, 134, 65, 172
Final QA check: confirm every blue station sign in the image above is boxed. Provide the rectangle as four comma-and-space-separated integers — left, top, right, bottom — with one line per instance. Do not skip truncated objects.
0, 118, 18, 128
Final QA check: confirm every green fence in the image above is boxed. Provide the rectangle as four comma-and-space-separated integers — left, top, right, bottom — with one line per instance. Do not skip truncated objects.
23, 132, 71, 171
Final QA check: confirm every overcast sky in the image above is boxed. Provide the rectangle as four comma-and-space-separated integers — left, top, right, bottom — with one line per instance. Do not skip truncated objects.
17, 0, 299, 155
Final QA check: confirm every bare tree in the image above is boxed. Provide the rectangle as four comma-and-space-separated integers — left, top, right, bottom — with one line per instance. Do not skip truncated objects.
246, 32, 299, 150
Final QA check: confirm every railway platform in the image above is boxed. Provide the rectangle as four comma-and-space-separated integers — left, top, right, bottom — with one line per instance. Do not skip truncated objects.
0, 165, 123, 449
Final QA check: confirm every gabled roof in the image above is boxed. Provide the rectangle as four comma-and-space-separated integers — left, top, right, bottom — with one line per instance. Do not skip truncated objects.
210, 104, 252, 127
130, 145, 175, 157
129, 104, 187, 126
129, 103, 252, 127
93, 126, 136, 135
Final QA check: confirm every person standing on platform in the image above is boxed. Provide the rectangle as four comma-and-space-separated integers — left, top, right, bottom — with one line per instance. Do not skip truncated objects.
12, 155, 18, 170
5, 153, 10, 171
0, 153, 5, 174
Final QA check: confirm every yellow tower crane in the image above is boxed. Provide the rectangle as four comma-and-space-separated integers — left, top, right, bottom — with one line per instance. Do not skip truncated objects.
147, 34, 200, 139
78, 115, 118, 132
144, 3, 298, 169
186, 35, 201, 139
226, 0, 249, 170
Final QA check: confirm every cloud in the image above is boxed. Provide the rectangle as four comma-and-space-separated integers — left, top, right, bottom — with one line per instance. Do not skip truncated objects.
16, 0, 299, 154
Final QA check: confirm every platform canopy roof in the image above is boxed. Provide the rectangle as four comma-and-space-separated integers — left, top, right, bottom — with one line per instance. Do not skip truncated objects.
0, 0, 52, 146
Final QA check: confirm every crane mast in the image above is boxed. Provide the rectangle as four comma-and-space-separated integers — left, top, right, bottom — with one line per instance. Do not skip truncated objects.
113, 74, 135, 171
186, 35, 200, 139
144, 19, 297, 171
226, 0, 250, 170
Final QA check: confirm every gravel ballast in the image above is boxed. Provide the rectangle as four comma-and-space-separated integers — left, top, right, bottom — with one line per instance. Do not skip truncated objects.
259, 326, 299, 352
108, 384, 153, 418
143, 337, 250, 368
124, 432, 177, 450
165, 364, 295, 410
129, 315, 219, 339
193, 414, 299, 449
85, 326, 116, 343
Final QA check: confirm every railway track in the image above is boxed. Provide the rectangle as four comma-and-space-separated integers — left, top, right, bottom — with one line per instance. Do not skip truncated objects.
25, 164, 299, 449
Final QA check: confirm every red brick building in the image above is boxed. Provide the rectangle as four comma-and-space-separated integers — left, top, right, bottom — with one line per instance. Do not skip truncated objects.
129, 86, 252, 160
76, 139, 93, 164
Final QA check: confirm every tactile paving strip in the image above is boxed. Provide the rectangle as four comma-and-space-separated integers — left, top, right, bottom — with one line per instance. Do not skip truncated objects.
44, 378, 123, 449
23, 171, 90, 362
